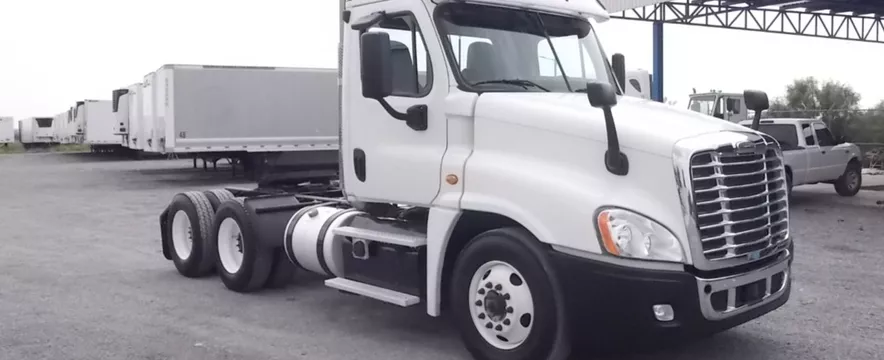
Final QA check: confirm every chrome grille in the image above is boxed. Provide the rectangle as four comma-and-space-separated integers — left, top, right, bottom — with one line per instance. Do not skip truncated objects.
689, 135, 790, 262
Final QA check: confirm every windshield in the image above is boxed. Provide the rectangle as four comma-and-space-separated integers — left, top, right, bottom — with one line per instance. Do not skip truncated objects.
688, 96, 716, 116
436, 3, 615, 93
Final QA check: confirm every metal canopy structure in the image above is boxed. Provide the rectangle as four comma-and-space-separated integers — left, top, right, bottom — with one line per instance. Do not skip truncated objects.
609, 1, 884, 43
599, 0, 884, 102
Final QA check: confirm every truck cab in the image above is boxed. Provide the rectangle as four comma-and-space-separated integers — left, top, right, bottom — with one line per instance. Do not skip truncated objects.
688, 91, 749, 123
738, 118, 863, 196
160, 1, 794, 359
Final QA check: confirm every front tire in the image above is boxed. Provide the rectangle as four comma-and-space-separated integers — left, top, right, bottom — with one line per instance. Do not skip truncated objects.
212, 198, 274, 293
834, 162, 862, 197
450, 228, 569, 360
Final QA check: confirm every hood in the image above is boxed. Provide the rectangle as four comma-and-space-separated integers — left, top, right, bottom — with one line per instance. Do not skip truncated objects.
474, 92, 758, 157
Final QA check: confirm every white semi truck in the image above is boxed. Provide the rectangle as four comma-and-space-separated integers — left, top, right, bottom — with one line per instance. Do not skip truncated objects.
158, 1, 794, 359
0, 117, 13, 146
688, 91, 749, 123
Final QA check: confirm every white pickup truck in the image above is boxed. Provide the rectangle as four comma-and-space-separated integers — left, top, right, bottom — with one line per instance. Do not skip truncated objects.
739, 118, 863, 196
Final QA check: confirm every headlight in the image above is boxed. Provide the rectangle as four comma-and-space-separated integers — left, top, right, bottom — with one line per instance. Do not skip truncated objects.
596, 208, 685, 263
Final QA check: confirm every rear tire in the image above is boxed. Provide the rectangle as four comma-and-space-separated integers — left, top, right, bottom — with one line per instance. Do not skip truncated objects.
212, 198, 274, 293
834, 162, 862, 197
450, 227, 570, 360
204, 189, 235, 211
166, 191, 215, 277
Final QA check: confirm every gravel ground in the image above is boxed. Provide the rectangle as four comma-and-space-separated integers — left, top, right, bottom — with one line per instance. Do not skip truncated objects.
1, 153, 883, 360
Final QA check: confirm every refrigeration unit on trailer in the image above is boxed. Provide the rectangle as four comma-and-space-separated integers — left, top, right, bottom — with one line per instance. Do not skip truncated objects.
19, 117, 56, 149
112, 83, 145, 156
157, 1, 794, 359
140, 73, 161, 153
0, 117, 14, 145
53, 111, 68, 144
625, 69, 651, 100
72, 101, 86, 143
77, 99, 120, 152
141, 65, 339, 160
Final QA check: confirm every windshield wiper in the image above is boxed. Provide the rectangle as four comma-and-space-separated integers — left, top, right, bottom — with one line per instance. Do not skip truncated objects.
472, 79, 550, 92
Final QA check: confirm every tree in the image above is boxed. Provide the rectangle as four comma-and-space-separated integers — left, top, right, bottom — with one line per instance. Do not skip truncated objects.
773, 77, 862, 137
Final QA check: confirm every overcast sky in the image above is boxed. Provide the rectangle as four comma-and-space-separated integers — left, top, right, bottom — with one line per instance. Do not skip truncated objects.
2, 0, 883, 121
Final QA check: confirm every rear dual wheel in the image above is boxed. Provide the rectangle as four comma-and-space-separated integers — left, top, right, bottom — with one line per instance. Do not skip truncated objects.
211, 198, 296, 293
166, 189, 235, 277
167, 191, 215, 278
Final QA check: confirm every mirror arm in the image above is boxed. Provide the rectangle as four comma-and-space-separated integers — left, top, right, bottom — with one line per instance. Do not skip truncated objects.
603, 106, 629, 176
374, 99, 427, 131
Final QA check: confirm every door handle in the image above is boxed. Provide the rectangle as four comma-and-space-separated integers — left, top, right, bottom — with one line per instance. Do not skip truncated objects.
821, 150, 826, 154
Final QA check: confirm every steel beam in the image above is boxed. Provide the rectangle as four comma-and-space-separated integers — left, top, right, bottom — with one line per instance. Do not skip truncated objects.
611, 1, 884, 43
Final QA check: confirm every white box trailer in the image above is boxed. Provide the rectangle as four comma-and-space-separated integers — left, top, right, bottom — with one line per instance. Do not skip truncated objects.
0, 117, 14, 145
19, 117, 56, 148
76, 99, 121, 152
141, 64, 339, 155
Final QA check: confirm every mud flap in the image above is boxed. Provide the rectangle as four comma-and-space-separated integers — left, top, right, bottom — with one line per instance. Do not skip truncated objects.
159, 206, 173, 260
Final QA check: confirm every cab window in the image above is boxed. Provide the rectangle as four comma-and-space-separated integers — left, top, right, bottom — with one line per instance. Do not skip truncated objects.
813, 123, 835, 146
801, 124, 816, 146
366, 15, 432, 97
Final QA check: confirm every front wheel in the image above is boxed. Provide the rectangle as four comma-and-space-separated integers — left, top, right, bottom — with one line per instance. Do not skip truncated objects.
450, 228, 569, 360
834, 162, 862, 197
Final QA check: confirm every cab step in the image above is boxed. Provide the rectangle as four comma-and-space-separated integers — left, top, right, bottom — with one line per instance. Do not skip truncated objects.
324, 277, 421, 307
333, 226, 427, 247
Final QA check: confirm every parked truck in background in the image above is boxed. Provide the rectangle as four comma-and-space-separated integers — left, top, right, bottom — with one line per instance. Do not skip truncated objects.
738, 118, 863, 196
0, 117, 13, 146
157, 1, 794, 359
688, 91, 749, 123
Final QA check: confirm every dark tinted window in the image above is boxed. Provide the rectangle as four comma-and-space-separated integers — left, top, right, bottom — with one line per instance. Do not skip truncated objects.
801, 124, 815, 146
814, 123, 835, 146
757, 124, 799, 150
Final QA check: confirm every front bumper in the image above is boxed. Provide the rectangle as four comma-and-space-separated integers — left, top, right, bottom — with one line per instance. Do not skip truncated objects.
550, 246, 792, 344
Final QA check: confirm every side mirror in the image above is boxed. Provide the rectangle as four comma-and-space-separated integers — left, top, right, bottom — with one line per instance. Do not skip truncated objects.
586, 82, 618, 108
836, 135, 850, 144
611, 53, 626, 94
743, 90, 769, 130
743, 90, 769, 112
360, 31, 393, 100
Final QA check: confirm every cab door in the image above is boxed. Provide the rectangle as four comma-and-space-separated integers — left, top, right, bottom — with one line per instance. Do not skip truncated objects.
342, 0, 450, 206
812, 122, 847, 180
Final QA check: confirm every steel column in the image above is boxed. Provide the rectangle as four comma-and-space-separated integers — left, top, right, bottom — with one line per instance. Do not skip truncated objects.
652, 21, 664, 102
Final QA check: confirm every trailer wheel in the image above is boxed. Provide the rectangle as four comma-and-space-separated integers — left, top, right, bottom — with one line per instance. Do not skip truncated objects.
166, 191, 215, 277
450, 227, 568, 360
212, 198, 273, 293
264, 249, 297, 289
204, 189, 235, 211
